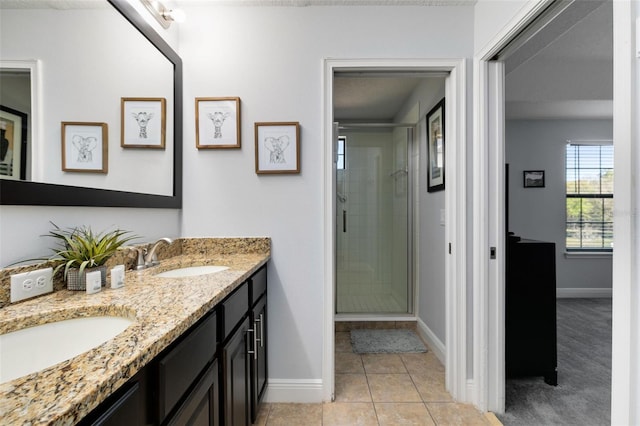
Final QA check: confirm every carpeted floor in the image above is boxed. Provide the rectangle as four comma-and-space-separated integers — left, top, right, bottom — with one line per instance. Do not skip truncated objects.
498, 298, 612, 426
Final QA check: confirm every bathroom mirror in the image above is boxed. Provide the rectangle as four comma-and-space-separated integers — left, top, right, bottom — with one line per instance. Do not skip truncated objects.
0, 0, 182, 208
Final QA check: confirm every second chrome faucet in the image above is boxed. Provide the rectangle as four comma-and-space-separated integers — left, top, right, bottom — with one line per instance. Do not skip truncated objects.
136, 237, 173, 270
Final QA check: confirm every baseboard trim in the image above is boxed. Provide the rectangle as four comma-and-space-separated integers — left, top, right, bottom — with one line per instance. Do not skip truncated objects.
263, 379, 324, 403
416, 318, 446, 366
467, 379, 476, 405
556, 288, 612, 298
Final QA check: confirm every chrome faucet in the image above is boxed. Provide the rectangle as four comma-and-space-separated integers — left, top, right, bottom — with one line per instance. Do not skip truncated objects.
135, 237, 173, 270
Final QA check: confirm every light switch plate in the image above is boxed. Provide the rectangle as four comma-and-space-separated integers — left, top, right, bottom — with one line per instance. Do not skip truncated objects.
10, 267, 53, 303
85, 270, 102, 294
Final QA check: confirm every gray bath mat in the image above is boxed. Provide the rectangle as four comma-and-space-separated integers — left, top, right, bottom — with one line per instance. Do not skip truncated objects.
350, 329, 427, 354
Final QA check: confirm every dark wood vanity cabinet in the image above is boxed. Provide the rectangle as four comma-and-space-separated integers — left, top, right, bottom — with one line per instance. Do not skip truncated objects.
506, 236, 558, 386
220, 264, 268, 426
81, 266, 267, 426
80, 378, 144, 426
159, 311, 218, 425
249, 269, 268, 424
167, 360, 219, 426
222, 317, 251, 426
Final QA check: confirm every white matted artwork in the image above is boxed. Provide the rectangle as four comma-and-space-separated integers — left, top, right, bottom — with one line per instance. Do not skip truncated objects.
61, 122, 108, 173
254, 122, 300, 174
196, 97, 241, 149
121, 97, 166, 149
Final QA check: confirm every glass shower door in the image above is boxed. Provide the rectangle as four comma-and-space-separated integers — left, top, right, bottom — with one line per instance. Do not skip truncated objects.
336, 127, 411, 315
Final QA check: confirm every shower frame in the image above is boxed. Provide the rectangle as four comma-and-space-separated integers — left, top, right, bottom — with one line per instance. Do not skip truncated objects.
334, 124, 415, 319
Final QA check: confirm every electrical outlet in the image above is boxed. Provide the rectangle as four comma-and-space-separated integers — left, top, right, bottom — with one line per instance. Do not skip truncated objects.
10, 267, 53, 303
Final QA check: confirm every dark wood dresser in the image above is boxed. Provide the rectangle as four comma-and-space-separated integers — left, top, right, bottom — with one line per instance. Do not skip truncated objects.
506, 234, 558, 385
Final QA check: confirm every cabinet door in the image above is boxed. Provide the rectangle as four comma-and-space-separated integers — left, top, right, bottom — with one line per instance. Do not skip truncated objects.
223, 318, 250, 426
168, 360, 219, 426
89, 382, 141, 426
250, 296, 267, 424
159, 311, 217, 422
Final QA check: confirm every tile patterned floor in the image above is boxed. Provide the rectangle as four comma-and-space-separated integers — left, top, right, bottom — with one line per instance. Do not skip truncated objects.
253, 329, 500, 425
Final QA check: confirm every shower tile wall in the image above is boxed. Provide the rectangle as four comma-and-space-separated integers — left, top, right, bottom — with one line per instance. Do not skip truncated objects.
337, 130, 408, 314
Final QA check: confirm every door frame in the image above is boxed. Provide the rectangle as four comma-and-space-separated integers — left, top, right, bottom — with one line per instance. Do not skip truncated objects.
473, 1, 637, 422
322, 58, 468, 402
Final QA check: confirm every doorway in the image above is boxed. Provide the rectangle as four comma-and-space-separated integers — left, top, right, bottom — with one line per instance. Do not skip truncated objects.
322, 58, 468, 403
473, 0, 630, 421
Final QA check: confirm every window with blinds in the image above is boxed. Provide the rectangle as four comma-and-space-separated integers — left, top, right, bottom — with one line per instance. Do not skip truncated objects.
566, 143, 613, 251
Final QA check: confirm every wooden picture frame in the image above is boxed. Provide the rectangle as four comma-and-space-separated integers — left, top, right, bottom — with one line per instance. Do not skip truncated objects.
523, 170, 545, 188
196, 97, 241, 149
61, 122, 108, 173
121, 97, 166, 149
426, 98, 445, 192
0, 105, 27, 180
255, 122, 300, 174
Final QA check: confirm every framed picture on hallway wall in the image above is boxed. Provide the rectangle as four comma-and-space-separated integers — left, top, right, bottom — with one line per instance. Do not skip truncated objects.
426, 98, 445, 192
523, 170, 545, 188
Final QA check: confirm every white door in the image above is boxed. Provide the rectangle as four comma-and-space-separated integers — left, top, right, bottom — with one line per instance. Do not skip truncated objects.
473, 59, 506, 414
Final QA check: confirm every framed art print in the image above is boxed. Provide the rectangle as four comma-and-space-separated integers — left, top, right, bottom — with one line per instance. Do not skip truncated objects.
255, 122, 300, 174
426, 98, 445, 192
196, 97, 241, 149
121, 97, 166, 149
524, 170, 545, 188
61, 122, 108, 173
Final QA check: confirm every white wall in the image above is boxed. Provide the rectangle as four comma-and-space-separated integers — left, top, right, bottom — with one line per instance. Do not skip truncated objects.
473, 0, 530, 54
394, 79, 447, 343
179, 4, 473, 394
0, 206, 180, 267
506, 119, 613, 293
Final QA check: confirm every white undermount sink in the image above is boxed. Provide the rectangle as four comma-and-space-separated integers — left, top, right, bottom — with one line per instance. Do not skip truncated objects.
154, 265, 229, 278
0, 316, 134, 384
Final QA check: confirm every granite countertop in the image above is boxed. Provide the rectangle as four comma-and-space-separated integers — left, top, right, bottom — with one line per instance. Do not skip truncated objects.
0, 237, 270, 425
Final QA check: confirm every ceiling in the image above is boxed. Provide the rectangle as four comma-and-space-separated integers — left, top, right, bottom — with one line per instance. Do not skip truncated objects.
333, 74, 435, 122
0, 0, 105, 8
333, 1, 612, 122
504, 0, 613, 119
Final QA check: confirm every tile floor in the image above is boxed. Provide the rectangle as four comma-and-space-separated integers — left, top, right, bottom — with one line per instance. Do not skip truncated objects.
253, 328, 500, 425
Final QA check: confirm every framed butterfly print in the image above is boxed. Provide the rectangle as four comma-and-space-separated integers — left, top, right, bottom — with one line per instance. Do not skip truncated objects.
254, 122, 300, 174
61, 122, 108, 173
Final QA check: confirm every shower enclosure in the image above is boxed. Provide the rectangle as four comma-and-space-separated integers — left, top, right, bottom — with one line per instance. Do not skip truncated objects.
335, 125, 413, 315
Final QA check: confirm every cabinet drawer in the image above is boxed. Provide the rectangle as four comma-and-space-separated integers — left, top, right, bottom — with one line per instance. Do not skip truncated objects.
167, 360, 218, 426
223, 282, 248, 338
159, 311, 217, 421
89, 382, 140, 426
250, 266, 267, 306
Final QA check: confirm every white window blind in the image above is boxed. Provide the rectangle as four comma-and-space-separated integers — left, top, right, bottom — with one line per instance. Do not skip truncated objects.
566, 143, 613, 251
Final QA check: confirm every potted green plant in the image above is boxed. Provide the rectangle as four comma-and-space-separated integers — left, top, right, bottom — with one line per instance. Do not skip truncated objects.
45, 223, 137, 290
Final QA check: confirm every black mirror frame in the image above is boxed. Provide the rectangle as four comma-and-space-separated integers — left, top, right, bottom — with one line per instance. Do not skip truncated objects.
0, 0, 182, 208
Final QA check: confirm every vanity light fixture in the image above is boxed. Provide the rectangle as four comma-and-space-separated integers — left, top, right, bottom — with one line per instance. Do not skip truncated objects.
140, 0, 186, 29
